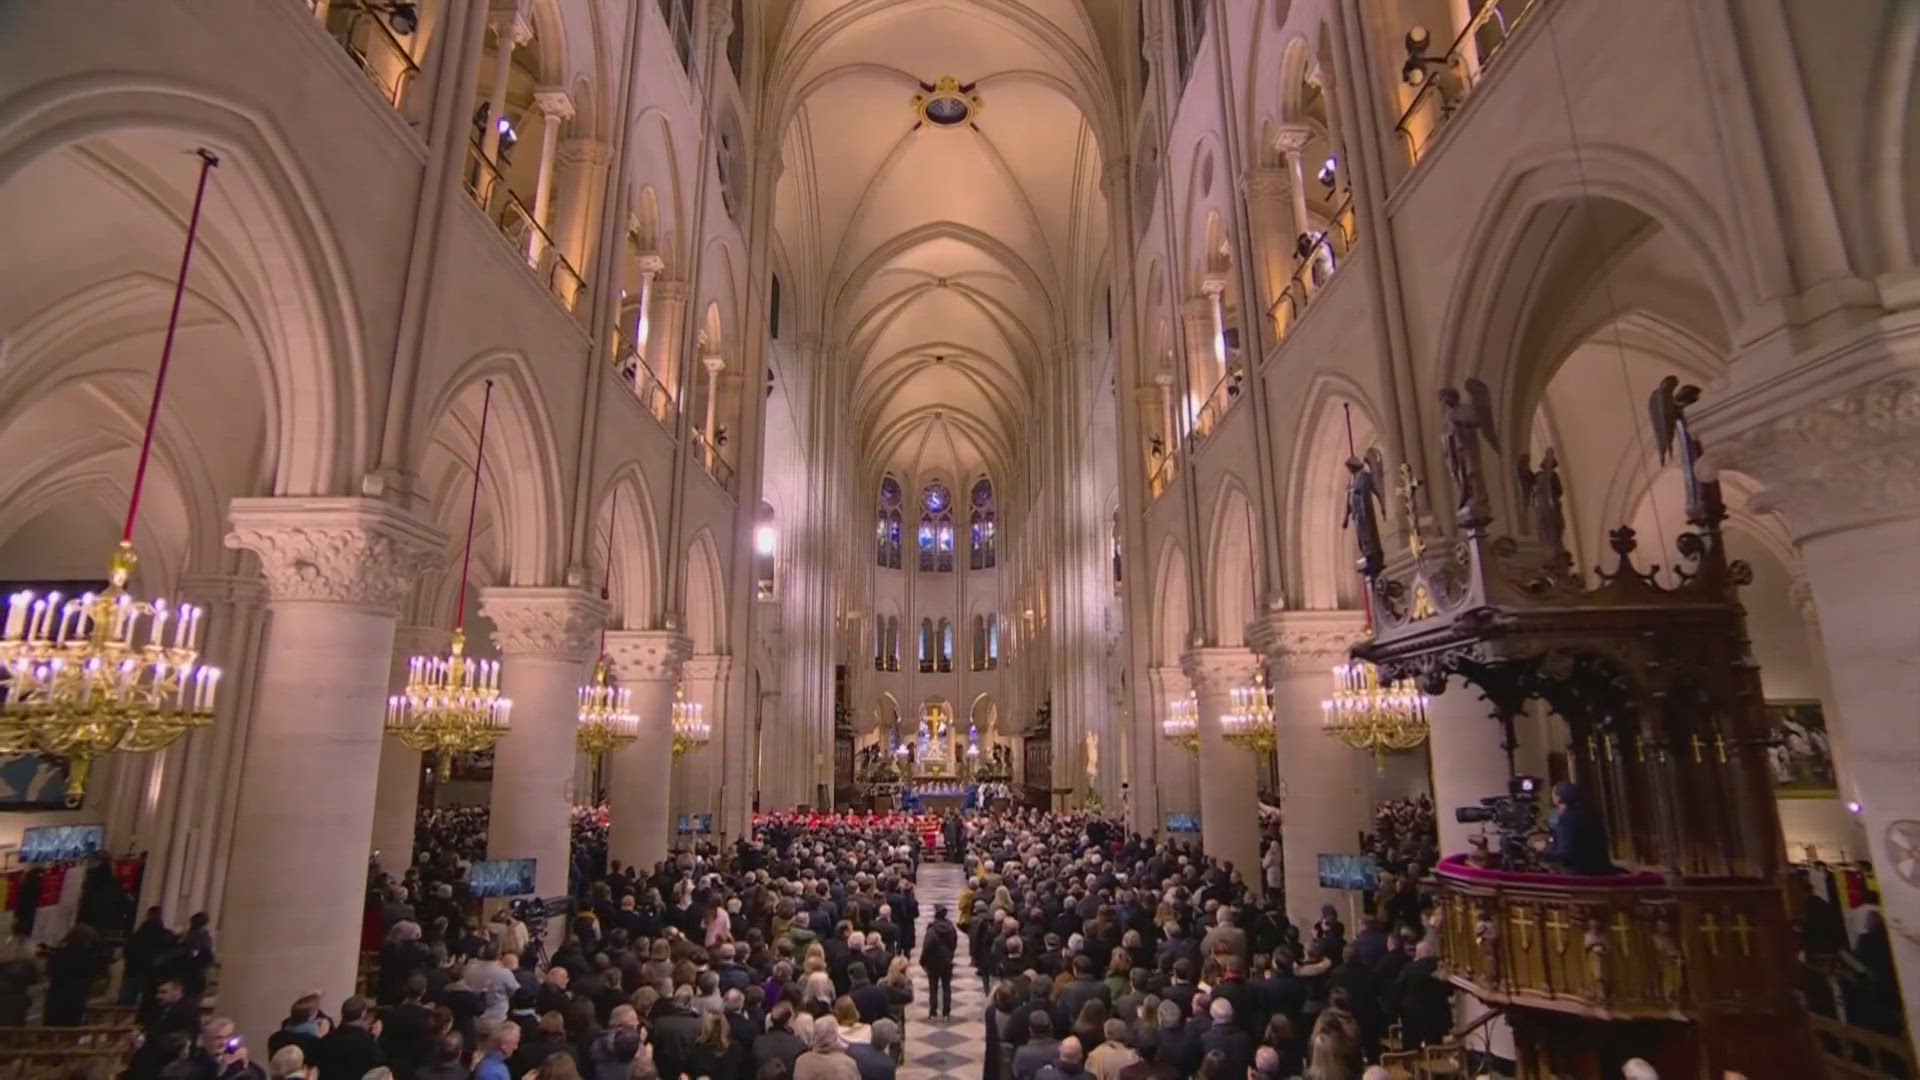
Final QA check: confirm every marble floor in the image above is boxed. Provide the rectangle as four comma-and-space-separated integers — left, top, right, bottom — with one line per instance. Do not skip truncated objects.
901, 863, 988, 1080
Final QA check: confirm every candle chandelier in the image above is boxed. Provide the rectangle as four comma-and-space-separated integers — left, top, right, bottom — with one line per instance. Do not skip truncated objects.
1223, 670, 1278, 756
670, 686, 708, 758
386, 379, 512, 774
0, 149, 228, 806
1161, 691, 1198, 753
1321, 659, 1428, 774
575, 657, 637, 769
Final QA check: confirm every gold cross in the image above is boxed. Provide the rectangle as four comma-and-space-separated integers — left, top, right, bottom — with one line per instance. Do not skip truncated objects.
1714, 733, 1729, 764
1611, 912, 1633, 959
1545, 908, 1569, 955
1729, 912, 1753, 957
1397, 462, 1426, 559
1509, 904, 1534, 951
1586, 735, 1599, 762
1603, 733, 1618, 762
1691, 733, 1705, 764
1698, 912, 1721, 957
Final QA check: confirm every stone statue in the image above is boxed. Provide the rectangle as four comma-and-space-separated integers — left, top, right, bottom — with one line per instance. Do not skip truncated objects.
1647, 375, 1726, 528
1085, 730, 1099, 790
1515, 447, 1567, 554
1342, 447, 1388, 577
1439, 377, 1501, 528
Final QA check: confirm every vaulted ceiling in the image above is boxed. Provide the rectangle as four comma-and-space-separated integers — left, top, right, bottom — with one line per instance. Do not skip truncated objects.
769, 0, 1116, 488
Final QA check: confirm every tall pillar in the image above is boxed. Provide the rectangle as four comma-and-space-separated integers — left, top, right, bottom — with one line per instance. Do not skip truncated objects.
1707, 372, 1920, 1041
649, 279, 690, 399
143, 574, 266, 925
370, 625, 450, 874
602, 630, 691, 872
1249, 611, 1373, 924
701, 353, 726, 465
631, 253, 665, 354
551, 138, 612, 292
221, 498, 444, 1043
480, 588, 607, 909
1275, 128, 1314, 243
671, 655, 730, 836
1144, 665, 1197, 833
1425, 675, 1516, 858
1182, 647, 1263, 887
479, 12, 532, 165
526, 90, 574, 260
1240, 166, 1294, 323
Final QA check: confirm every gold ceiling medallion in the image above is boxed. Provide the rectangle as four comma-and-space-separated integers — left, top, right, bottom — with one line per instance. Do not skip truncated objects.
912, 76, 982, 128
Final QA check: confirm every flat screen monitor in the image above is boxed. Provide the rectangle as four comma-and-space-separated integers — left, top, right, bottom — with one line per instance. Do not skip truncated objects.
468, 858, 537, 898
1317, 853, 1379, 892
19, 823, 104, 863
1165, 812, 1201, 834
677, 813, 714, 834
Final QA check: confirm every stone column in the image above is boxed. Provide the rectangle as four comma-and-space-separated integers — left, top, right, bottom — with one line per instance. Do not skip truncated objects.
526, 90, 574, 260
369, 625, 450, 873
480, 588, 607, 909
1426, 675, 1515, 858
648, 279, 690, 400
1274, 127, 1314, 244
631, 253, 665, 355
479, 12, 533, 164
672, 655, 730, 835
551, 138, 612, 297
1183, 647, 1263, 887
1249, 611, 1373, 924
143, 574, 266, 925
1240, 166, 1294, 324
701, 353, 726, 466
221, 498, 444, 1044
1707, 373, 1920, 1039
602, 630, 691, 872
1144, 665, 1198, 832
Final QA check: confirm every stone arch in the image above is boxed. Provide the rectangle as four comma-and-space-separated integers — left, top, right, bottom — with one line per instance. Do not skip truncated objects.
683, 526, 728, 652
1151, 535, 1191, 666
590, 461, 665, 630
1285, 374, 1384, 610
1204, 475, 1260, 647
0, 77, 373, 497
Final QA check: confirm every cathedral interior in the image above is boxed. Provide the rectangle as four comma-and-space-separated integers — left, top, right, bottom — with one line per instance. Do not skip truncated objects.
1, 0, 1918, 1076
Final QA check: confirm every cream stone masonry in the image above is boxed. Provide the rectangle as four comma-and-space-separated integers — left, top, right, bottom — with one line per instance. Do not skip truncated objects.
1181, 646, 1264, 892
371, 625, 454, 873
603, 629, 693, 872
226, 498, 448, 613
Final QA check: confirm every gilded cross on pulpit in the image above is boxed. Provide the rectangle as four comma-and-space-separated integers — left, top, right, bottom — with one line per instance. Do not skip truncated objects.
1545, 908, 1570, 955
1509, 904, 1535, 951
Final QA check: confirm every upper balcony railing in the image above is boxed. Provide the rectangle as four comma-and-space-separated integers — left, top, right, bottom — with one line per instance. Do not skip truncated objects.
318, 0, 420, 109
463, 140, 585, 311
690, 427, 736, 496
1394, 0, 1544, 167
1191, 367, 1246, 444
1148, 447, 1178, 501
610, 327, 678, 429
1268, 194, 1358, 343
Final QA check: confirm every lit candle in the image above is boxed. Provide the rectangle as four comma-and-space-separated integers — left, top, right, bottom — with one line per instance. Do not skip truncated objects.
3, 593, 25, 639
153, 602, 173, 650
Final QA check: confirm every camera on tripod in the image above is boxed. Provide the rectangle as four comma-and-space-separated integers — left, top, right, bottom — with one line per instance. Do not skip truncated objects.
1455, 775, 1545, 869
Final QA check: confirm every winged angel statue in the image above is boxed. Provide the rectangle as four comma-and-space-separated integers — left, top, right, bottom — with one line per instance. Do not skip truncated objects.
1343, 446, 1389, 577
1439, 377, 1500, 526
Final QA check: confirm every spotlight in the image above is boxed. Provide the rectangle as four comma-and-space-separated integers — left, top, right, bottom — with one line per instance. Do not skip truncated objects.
367, 0, 419, 35
1402, 26, 1443, 86
1847, 800, 1863, 815
1317, 156, 1337, 189
755, 525, 777, 556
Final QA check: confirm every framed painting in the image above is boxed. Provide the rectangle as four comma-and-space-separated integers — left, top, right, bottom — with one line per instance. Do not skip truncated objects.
1766, 700, 1838, 797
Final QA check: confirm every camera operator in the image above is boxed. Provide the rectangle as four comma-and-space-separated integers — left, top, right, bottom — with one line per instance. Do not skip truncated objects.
1540, 783, 1614, 876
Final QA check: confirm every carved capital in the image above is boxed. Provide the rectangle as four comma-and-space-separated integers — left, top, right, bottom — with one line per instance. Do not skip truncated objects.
636, 252, 667, 275
1705, 374, 1920, 539
1271, 124, 1314, 154
1180, 647, 1259, 698
1199, 276, 1228, 299
1245, 610, 1368, 675
558, 138, 613, 168
683, 653, 733, 685
651, 278, 690, 304
226, 497, 445, 613
603, 629, 694, 684
491, 10, 534, 47
1240, 166, 1292, 201
480, 587, 609, 659
532, 89, 575, 121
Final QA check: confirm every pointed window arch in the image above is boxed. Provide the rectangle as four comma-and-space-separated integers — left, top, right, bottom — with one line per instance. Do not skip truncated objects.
919, 618, 935, 673
987, 614, 1000, 669
938, 617, 954, 672
970, 477, 997, 569
878, 476, 903, 568
920, 481, 953, 572
972, 615, 987, 670
874, 618, 887, 671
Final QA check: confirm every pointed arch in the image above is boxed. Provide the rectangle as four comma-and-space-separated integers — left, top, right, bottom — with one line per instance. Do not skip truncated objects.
1283, 373, 1385, 609
683, 526, 728, 651
1204, 474, 1259, 646
590, 460, 665, 629
1151, 535, 1191, 667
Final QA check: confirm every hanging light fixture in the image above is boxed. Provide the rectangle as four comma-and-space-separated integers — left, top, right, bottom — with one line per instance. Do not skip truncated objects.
575, 507, 633, 772
386, 380, 512, 775
0, 149, 229, 806
1161, 691, 1198, 753
670, 686, 708, 758
1321, 659, 1428, 774
1223, 670, 1278, 756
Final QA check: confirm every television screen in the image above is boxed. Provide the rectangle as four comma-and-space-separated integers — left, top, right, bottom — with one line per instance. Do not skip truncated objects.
677, 814, 714, 834
20, 823, 104, 863
1165, 812, 1201, 834
468, 858, 537, 898
1317, 853, 1379, 892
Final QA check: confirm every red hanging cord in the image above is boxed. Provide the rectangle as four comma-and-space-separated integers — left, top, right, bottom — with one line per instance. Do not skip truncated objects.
453, 380, 495, 630
598, 502, 617, 655
124, 149, 219, 544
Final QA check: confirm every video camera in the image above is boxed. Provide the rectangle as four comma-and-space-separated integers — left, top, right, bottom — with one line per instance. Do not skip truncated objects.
1455, 775, 1545, 869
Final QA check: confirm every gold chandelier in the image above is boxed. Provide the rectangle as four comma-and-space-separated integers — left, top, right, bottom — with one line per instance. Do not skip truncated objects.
386, 379, 512, 773
1223, 670, 1277, 756
1321, 659, 1428, 774
670, 686, 708, 757
575, 657, 637, 769
0, 149, 228, 806
1161, 691, 1198, 753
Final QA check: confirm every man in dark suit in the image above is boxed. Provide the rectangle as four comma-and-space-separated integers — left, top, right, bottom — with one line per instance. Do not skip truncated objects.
1196, 999, 1253, 1080
380, 976, 437, 1080
315, 997, 386, 1080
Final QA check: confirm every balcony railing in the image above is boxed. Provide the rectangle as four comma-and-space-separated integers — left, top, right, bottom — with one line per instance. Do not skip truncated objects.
463, 140, 585, 311
321, 1, 420, 109
690, 428, 736, 495
1394, 0, 1544, 166
1191, 367, 1246, 443
1268, 194, 1357, 342
610, 327, 678, 428
1148, 448, 1178, 501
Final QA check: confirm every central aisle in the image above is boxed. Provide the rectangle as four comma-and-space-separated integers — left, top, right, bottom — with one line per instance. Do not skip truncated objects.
901, 862, 988, 1080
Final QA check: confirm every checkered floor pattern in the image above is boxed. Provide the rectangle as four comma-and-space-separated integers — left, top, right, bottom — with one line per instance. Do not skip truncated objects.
901, 863, 989, 1080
